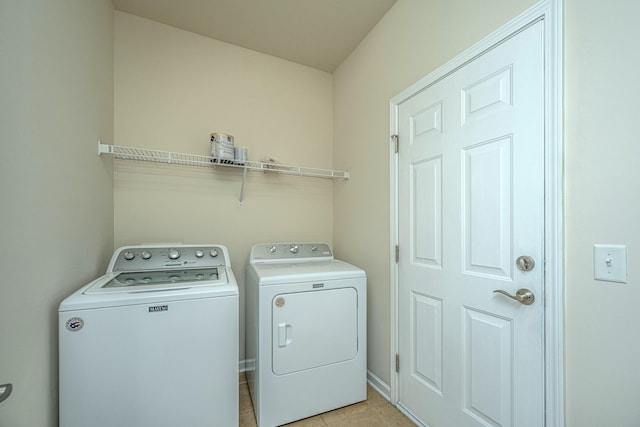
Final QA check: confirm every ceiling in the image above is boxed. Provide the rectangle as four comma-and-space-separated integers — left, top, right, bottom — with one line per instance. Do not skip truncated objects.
112, 0, 398, 72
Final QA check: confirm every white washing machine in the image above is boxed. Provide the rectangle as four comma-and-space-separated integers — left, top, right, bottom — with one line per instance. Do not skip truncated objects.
245, 243, 366, 427
59, 244, 239, 427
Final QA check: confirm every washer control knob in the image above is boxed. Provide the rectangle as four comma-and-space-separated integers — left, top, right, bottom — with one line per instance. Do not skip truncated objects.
311, 246, 318, 252
195, 250, 205, 258
168, 249, 180, 260
289, 244, 299, 254
123, 251, 135, 261
210, 249, 219, 257
141, 250, 152, 260
269, 246, 277, 254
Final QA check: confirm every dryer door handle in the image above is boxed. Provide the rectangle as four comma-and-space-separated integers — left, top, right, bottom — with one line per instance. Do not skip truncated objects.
278, 323, 293, 347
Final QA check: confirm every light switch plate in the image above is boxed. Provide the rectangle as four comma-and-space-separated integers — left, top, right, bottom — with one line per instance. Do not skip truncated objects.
593, 244, 627, 283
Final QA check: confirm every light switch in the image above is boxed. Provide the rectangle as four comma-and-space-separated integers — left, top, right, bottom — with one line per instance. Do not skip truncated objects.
593, 244, 627, 283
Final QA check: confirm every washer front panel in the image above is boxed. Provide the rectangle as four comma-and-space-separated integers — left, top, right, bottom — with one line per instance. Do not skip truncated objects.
59, 289, 239, 427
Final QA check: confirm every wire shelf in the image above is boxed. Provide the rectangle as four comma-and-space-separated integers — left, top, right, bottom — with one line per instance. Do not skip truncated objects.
98, 142, 349, 180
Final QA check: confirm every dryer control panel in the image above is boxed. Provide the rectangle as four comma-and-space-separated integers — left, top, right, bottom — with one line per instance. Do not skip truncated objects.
250, 243, 332, 263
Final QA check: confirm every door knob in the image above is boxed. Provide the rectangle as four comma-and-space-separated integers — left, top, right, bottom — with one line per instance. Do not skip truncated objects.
493, 288, 535, 305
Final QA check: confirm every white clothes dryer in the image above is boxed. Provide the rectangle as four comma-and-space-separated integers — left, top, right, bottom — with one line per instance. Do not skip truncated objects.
245, 243, 366, 427
59, 244, 239, 427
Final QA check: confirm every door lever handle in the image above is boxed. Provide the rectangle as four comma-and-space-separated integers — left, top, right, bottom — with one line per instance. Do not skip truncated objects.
493, 288, 535, 305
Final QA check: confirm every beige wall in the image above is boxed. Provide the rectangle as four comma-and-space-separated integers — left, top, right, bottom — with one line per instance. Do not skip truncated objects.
4, 1, 640, 425
113, 12, 334, 360
564, 1, 640, 425
333, 0, 536, 386
0, 1, 114, 426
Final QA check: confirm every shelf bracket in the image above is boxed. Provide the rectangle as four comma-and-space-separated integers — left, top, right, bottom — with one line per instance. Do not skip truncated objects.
98, 141, 112, 156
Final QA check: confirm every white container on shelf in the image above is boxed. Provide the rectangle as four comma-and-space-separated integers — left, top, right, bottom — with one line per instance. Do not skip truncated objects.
210, 133, 234, 144
210, 133, 235, 163
234, 147, 248, 165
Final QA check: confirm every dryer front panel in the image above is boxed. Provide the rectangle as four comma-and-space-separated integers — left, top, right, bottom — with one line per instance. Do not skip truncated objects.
272, 287, 358, 375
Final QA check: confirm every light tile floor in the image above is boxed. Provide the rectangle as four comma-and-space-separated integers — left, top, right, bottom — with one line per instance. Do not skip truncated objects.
239, 373, 416, 427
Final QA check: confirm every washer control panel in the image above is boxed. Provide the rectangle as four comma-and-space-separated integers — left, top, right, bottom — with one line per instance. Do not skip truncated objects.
250, 243, 332, 263
110, 245, 227, 272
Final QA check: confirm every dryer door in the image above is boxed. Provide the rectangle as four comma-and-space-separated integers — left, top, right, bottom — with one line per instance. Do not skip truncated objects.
272, 287, 358, 375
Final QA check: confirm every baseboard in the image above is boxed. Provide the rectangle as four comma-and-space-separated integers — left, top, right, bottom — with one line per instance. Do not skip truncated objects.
366, 369, 391, 401
396, 404, 425, 427
366, 371, 423, 426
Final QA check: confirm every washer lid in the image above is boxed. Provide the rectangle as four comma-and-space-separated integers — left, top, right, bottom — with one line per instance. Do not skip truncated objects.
84, 267, 228, 294
60, 268, 238, 311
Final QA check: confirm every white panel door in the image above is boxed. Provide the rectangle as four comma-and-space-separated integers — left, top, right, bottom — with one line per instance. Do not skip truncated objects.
398, 22, 544, 427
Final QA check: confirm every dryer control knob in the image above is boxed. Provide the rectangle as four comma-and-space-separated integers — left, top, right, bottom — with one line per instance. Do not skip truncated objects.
289, 245, 299, 254
168, 249, 180, 260
195, 250, 205, 258
141, 250, 152, 260
123, 251, 135, 261
269, 246, 277, 254
210, 249, 219, 257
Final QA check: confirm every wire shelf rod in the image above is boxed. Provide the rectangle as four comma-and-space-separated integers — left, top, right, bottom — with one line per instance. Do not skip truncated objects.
98, 142, 349, 179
